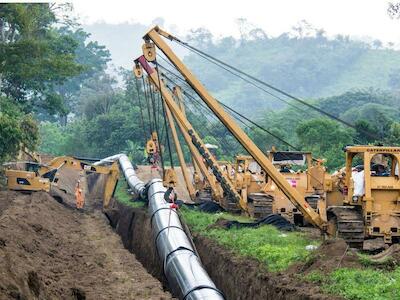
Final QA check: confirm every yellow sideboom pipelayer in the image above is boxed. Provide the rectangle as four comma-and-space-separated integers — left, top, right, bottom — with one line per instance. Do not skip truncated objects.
134, 26, 327, 232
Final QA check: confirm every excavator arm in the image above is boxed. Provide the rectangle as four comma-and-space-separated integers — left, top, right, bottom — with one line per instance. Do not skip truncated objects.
141, 26, 326, 230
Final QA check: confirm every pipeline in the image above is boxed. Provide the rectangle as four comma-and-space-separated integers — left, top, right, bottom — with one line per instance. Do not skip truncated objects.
96, 154, 225, 300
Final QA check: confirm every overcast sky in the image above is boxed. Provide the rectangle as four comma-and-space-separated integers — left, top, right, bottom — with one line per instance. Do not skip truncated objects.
72, 0, 400, 44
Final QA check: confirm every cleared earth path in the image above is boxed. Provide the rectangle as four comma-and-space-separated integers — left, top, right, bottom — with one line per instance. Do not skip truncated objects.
0, 190, 172, 300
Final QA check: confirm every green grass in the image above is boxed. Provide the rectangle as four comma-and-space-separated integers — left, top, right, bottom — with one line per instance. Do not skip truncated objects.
114, 178, 145, 208
180, 207, 319, 272
310, 268, 400, 300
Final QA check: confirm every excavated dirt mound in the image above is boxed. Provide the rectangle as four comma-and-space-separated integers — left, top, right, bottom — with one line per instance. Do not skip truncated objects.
0, 190, 172, 300
290, 239, 362, 275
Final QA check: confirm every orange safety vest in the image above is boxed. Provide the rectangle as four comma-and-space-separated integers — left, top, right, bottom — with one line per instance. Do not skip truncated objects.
75, 185, 84, 209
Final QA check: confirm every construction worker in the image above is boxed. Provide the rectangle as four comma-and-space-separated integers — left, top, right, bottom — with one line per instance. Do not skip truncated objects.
75, 180, 85, 210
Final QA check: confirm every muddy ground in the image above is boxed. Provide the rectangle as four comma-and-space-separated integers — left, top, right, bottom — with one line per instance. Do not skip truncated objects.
0, 171, 172, 299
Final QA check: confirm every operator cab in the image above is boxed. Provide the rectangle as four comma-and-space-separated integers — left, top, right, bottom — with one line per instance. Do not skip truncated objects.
3, 161, 42, 174
344, 145, 400, 244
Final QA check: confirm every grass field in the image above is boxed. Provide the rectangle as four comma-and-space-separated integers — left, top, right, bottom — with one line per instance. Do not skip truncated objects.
180, 207, 319, 272
307, 267, 400, 300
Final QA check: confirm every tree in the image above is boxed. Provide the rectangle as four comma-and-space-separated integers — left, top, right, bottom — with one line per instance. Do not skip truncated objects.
296, 118, 353, 170
0, 3, 82, 114
387, 122, 400, 145
52, 27, 111, 124
341, 103, 398, 140
0, 96, 38, 162
354, 119, 377, 144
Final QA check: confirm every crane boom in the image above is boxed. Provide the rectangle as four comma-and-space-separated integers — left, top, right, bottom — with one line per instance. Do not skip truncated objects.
142, 26, 326, 230
135, 56, 246, 211
164, 99, 197, 199
172, 86, 202, 178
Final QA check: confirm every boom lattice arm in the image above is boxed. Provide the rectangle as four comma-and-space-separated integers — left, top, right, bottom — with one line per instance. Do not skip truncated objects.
142, 26, 326, 230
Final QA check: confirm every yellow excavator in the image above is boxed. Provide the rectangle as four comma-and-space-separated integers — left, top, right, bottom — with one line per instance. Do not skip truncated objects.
4, 156, 120, 208
135, 26, 400, 249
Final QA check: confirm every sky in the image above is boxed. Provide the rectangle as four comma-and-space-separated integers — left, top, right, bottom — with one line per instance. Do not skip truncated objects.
72, 0, 400, 44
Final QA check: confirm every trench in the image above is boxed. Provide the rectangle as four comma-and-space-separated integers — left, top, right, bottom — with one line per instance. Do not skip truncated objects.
104, 199, 167, 287
104, 198, 332, 300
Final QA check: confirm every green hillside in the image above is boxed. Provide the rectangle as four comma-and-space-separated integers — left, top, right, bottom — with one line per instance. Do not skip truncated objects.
183, 30, 400, 114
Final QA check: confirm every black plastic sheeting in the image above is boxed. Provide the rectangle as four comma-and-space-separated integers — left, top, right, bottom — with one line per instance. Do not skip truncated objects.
176, 200, 295, 231
219, 214, 296, 231
176, 200, 224, 213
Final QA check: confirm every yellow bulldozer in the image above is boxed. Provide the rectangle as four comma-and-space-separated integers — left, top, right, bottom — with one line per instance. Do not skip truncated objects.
225, 151, 333, 222
325, 145, 400, 248
4, 156, 120, 208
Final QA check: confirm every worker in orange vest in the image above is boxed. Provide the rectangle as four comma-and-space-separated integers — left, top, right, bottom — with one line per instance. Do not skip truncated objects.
75, 180, 85, 210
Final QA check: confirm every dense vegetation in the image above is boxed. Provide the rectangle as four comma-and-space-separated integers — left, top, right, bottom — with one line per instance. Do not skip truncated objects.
184, 22, 400, 112
0, 3, 110, 161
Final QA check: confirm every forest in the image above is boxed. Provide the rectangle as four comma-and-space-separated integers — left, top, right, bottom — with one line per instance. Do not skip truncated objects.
1, 3, 400, 171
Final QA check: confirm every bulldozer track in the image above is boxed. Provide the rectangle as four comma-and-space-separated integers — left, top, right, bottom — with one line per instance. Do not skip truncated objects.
196, 187, 212, 202
248, 193, 274, 219
328, 207, 365, 245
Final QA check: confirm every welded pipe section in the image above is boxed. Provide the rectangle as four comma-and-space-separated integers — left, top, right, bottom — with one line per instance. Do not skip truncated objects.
95, 154, 146, 199
96, 154, 224, 299
147, 179, 224, 300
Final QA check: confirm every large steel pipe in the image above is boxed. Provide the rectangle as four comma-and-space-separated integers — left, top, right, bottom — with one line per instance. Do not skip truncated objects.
96, 154, 224, 300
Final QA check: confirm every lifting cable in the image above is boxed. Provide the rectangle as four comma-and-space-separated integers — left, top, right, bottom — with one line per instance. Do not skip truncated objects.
158, 54, 310, 115
134, 78, 150, 144
164, 82, 241, 153
162, 71, 297, 151
158, 63, 299, 144
159, 64, 366, 147
141, 76, 154, 134
148, 77, 165, 171
155, 57, 175, 169
165, 37, 379, 141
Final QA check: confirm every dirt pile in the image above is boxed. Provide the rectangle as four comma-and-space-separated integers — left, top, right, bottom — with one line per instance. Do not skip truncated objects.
293, 239, 362, 275
0, 190, 172, 300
